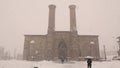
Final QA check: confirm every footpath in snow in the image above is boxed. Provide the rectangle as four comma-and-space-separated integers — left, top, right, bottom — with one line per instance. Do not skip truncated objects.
0, 60, 120, 68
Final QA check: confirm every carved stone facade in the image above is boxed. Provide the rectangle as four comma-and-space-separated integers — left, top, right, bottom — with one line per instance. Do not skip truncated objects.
23, 5, 100, 61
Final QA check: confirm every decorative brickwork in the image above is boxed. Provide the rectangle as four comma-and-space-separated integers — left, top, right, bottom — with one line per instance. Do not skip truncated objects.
23, 5, 100, 61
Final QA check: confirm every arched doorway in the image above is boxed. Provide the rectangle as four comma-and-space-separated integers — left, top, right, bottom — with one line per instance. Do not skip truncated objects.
58, 40, 67, 60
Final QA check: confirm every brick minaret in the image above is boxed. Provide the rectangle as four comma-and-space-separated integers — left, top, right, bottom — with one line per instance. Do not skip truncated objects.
48, 5, 56, 34
69, 5, 77, 34
69, 5, 79, 60
47, 4, 56, 60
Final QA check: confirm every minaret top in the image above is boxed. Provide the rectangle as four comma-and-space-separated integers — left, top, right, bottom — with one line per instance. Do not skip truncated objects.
69, 5, 76, 9
49, 4, 56, 9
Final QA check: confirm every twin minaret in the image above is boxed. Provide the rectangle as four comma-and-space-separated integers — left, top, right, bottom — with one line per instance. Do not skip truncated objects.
48, 4, 77, 34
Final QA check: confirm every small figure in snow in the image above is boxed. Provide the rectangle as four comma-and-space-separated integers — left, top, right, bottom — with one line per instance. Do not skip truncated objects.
87, 59, 92, 68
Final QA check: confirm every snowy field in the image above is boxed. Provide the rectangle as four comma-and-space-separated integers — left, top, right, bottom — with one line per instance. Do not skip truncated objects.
0, 60, 120, 68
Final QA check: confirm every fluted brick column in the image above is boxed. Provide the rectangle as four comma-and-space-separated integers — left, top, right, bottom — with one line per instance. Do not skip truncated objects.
48, 5, 56, 34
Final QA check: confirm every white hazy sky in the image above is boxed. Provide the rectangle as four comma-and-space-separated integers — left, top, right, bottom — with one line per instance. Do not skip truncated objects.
0, 0, 120, 55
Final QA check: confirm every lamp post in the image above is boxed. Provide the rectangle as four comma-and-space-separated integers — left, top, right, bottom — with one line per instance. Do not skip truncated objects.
103, 45, 107, 60
90, 41, 95, 56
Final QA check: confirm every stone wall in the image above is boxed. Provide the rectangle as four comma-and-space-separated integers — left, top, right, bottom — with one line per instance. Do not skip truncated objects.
78, 35, 100, 58
23, 35, 47, 61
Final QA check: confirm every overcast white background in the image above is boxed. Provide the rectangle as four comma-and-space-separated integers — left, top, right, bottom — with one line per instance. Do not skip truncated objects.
0, 0, 120, 55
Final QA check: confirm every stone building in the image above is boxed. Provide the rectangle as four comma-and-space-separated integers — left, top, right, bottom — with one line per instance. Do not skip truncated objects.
23, 4, 100, 61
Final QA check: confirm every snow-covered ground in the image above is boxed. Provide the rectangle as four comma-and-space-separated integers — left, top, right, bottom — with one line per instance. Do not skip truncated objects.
0, 60, 120, 68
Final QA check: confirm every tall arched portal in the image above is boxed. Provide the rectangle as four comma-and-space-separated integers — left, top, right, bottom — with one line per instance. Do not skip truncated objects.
58, 40, 67, 60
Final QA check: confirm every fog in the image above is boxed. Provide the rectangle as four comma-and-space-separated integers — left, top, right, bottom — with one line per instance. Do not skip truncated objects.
0, 0, 120, 55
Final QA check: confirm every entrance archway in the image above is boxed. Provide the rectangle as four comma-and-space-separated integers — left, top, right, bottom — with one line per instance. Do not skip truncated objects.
58, 40, 67, 60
